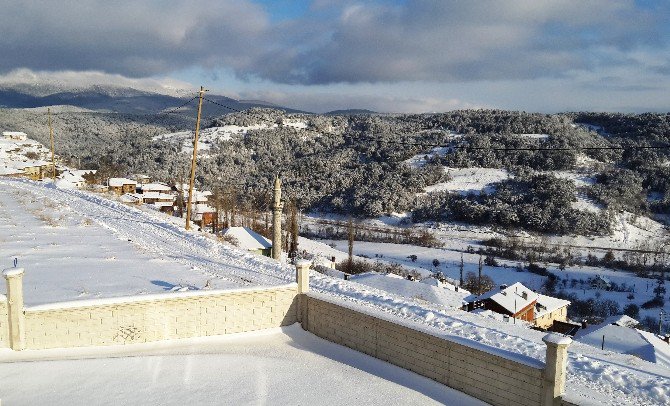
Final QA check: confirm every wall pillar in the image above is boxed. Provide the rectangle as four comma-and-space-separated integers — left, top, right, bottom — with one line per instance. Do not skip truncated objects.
295, 260, 311, 329
542, 333, 571, 406
3, 268, 25, 351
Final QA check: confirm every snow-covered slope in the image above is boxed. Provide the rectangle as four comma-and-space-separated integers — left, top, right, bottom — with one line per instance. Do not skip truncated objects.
424, 167, 511, 195
0, 178, 668, 404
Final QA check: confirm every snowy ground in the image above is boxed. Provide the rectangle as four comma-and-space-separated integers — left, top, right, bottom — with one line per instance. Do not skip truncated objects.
153, 124, 277, 153
0, 325, 485, 406
423, 167, 511, 195
0, 178, 287, 305
0, 178, 669, 404
153, 119, 309, 154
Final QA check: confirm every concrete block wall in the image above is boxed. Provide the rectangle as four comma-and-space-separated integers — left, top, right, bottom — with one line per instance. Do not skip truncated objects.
22, 285, 297, 350
0, 295, 7, 347
304, 295, 546, 406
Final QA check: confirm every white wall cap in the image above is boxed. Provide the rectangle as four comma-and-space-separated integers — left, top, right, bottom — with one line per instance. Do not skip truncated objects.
543, 333, 572, 346
3, 267, 25, 278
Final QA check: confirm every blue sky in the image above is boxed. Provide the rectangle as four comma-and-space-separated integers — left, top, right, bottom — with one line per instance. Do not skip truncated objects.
0, 0, 668, 113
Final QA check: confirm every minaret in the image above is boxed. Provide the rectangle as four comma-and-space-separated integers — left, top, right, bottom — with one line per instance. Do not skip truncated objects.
272, 175, 284, 260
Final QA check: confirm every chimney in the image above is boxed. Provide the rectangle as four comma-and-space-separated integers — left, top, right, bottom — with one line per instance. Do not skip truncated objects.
500, 284, 508, 290
664, 335, 670, 344
581, 320, 588, 329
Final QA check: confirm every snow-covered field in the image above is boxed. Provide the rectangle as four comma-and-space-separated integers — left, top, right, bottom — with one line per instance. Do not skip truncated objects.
154, 119, 310, 153
153, 124, 276, 153
0, 325, 484, 405
424, 167, 511, 195
0, 178, 669, 404
0, 178, 287, 305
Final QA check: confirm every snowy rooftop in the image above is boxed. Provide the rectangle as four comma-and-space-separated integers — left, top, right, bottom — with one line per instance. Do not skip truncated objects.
222, 227, 272, 250
575, 323, 670, 369
108, 177, 137, 187
535, 293, 571, 318
141, 183, 172, 192
475, 282, 539, 314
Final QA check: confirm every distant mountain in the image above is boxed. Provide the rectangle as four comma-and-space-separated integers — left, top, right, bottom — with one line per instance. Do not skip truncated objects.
0, 83, 306, 115
325, 108, 378, 115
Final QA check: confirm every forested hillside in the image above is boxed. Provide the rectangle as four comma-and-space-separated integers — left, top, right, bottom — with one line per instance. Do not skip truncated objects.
2, 107, 669, 236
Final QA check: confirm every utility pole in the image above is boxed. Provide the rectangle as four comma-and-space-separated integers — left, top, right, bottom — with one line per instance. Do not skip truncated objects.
459, 253, 464, 288
185, 86, 207, 231
478, 254, 483, 295
47, 108, 56, 179
348, 217, 355, 270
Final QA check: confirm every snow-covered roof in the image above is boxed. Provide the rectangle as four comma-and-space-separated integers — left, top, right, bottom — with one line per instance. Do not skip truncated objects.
535, 293, 571, 319
222, 227, 272, 250
141, 192, 174, 200
593, 275, 612, 284
109, 178, 137, 187
419, 276, 471, 294
349, 272, 469, 309
58, 171, 86, 185
575, 324, 670, 368
119, 193, 142, 203
476, 282, 538, 314
194, 204, 215, 214
152, 201, 174, 208
2, 131, 27, 138
141, 183, 172, 192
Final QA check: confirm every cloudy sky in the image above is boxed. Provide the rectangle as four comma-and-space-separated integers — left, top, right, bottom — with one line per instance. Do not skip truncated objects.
1, 0, 669, 113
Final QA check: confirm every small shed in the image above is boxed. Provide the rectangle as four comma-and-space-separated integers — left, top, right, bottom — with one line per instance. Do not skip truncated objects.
221, 227, 272, 257
591, 275, 612, 290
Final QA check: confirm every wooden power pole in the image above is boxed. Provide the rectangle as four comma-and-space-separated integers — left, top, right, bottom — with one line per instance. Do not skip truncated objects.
47, 108, 56, 179
185, 86, 207, 230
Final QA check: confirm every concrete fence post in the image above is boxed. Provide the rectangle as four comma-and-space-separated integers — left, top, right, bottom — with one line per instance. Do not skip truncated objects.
295, 260, 311, 329
542, 333, 571, 406
3, 268, 26, 351
295, 260, 311, 294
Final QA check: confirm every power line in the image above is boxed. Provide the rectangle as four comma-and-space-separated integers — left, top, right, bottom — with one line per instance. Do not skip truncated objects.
144, 95, 199, 127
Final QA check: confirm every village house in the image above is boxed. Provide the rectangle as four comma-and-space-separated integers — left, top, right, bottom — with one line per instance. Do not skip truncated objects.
108, 178, 137, 195
193, 203, 216, 227
139, 183, 176, 213
221, 226, 273, 257
16, 160, 54, 180
2, 131, 28, 141
534, 293, 571, 329
130, 174, 152, 186
466, 282, 539, 322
